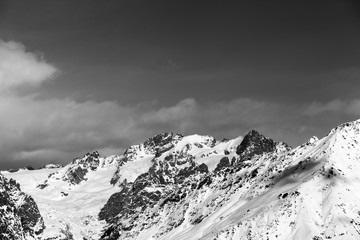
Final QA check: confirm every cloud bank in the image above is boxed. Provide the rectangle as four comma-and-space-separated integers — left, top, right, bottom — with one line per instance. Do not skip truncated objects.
304, 99, 360, 116
0, 39, 358, 169
0, 40, 56, 91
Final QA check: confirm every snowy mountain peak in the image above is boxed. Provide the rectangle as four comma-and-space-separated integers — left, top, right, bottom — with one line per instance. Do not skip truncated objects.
97, 122, 360, 240
121, 133, 183, 163
172, 134, 216, 152
84, 150, 100, 158
5, 119, 360, 240
143, 132, 183, 150
39, 163, 63, 169
236, 129, 276, 158
302, 136, 319, 146
37, 151, 120, 187
328, 119, 360, 136
110, 133, 217, 186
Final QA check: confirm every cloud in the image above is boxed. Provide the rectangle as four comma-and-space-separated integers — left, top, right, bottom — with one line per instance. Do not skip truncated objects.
304, 99, 360, 116
0, 93, 296, 167
154, 59, 181, 72
0, 95, 136, 160
0, 40, 57, 91
13, 149, 66, 162
1, 39, 358, 169
138, 98, 293, 141
2, 92, 357, 168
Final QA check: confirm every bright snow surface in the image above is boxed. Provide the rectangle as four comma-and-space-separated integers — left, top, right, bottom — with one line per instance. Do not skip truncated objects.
2, 165, 119, 240
3, 121, 360, 240
153, 121, 360, 240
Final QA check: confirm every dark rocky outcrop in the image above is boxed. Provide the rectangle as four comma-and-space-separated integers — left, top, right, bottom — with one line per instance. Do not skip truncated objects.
214, 157, 231, 172
98, 130, 282, 239
62, 151, 100, 185
36, 151, 104, 189
0, 174, 45, 239
143, 133, 183, 151
99, 134, 216, 238
6, 166, 35, 173
236, 130, 276, 160
99, 157, 209, 223
110, 133, 183, 186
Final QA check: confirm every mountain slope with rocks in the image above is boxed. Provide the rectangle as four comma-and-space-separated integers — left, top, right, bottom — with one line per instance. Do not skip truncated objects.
0, 173, 44, 240
2, 152, 122, 239
99, 120, 360, 240
2, 119, 360, 240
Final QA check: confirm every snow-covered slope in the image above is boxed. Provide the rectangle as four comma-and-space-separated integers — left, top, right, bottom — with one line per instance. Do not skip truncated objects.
3, 119, 360, 240
3, 152, 121, 240
98, 129, 283, 239
110, 133, 183, 185
99, 120, 360, 240
39, 163, 63, 169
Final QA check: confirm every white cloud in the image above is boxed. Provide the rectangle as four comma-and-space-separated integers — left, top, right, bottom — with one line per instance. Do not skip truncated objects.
2, 91, 353, 167
2, 39, 358, 168
139, 98, 290, 140
0, 40, 57, 91
13, 149, 66, 162
304, 99, 360, 116
0, 94, 294, 166
0, 95, 136, 159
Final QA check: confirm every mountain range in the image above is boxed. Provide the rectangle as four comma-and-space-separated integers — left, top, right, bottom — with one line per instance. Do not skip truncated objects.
2, 119, 360, 239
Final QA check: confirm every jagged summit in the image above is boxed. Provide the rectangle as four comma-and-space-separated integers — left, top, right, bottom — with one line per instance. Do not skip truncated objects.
37, 150, 121, 188
306, 135, 319, 144
39, 163, 63, 169
83, 150, 100, 158
4, 119, 360, 240
97, 121, 360, 240
328, 119, 360, 136
236, 129, 276, 158
143, 132, 183, 149
110, 132, 221, 186
71, 151, 100, 166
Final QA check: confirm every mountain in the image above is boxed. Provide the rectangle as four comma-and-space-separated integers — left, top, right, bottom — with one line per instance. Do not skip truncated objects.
4, 152, 122, 239
39, 164, 63, 169
98, 120, 360, 240
0, 173, 44, 239
37, 151, 121, 187
98, 130, 288, 239
2, 119, 360, 239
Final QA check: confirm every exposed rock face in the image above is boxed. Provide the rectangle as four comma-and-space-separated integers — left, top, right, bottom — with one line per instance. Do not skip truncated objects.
97, 121, 360, 240
14, 151, 121, 240
143, 133, 184, 153
236, 129, 276, 159
62, 151, 100, 184
37, 151, 121, 188
6, 166, 35, 173
99, 133, 212, 226
214, 157, 230, 172
0, 174, 44, 240
5, 120, 360, 240
110, 133, 183, 185
98, 130, 281, 239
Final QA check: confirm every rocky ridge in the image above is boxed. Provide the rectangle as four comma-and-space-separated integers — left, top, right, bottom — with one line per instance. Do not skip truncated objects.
4, 120, 360, 239
98, 130, 289, 239
0, 173, 44, 240
37, 151, 122, 189
98, 120, 360, 240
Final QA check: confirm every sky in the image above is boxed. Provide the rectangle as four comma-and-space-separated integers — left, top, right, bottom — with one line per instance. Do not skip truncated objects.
0, 0, 360, 169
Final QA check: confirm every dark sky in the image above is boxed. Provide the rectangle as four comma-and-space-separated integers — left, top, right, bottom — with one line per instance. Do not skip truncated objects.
0, 0, 360, 169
